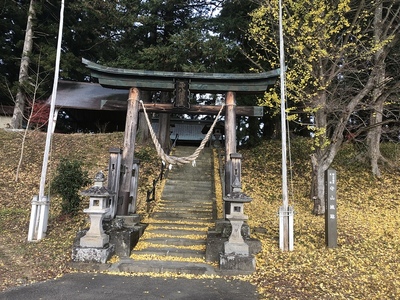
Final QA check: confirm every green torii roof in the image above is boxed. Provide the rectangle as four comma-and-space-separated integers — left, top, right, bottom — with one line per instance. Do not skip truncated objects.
82, 58, 280, 93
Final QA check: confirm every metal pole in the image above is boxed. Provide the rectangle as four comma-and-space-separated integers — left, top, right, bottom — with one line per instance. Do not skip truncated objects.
278, 0, 294, 251
29, 0, 64, 241
279, 0, 288, 209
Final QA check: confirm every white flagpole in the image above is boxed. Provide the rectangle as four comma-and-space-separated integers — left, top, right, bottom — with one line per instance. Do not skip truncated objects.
28, 0, 65, 241
278, 0, 294, 251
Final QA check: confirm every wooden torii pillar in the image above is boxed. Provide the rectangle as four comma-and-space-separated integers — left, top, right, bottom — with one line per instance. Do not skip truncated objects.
116, 88, 140, 216
224, 91, 236, 216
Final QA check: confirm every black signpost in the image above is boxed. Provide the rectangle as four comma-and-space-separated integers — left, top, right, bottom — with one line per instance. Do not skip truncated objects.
325, 168, 337, 248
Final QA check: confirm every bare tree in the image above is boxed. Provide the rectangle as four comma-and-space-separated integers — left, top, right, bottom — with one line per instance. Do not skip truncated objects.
15, 55, 48, 181
11, 0, 37, 129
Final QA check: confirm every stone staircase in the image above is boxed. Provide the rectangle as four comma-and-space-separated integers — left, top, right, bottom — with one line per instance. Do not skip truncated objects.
112, 146, 217, 275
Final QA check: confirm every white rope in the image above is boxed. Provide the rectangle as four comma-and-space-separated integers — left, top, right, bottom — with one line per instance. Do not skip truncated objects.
140, 100, 224, 166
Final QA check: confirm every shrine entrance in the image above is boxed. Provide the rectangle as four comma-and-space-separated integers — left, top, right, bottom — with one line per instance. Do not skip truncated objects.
82, 58, 280, 219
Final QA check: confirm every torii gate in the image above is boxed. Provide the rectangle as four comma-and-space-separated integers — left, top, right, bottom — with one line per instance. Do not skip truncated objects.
82, 59, 280, 217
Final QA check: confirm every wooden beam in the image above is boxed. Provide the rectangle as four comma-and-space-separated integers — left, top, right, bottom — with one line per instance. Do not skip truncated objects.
141, 103, 263, 117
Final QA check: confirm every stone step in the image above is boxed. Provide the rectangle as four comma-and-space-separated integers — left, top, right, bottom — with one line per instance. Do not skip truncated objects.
151, 211, 213, 220
157, 204, 213, 211
160, 195, 213, 201
169, 167, 212, 173
132, 247, 205, 259
159, 199, 213, 206
156, 207, 212, 214
161, 192, 213, 198
149, 222, 211, 230
160, 199, 213, 205
146, 228, 207, 236
159, 197, 213, 203
162, 187, 213, 194
145, 237, 206, 246
158, 201, 213, 208
171, 147, 212, 154
167, 175, 213, 182
162, 192, 213, 198
156, 209, 212, 216
164, 179, 212, 187
168, 163, 212, 169
148, 217, 213, 224
167, 159, 211, 167
158, 202, 212, 207
114, 258, 216, 275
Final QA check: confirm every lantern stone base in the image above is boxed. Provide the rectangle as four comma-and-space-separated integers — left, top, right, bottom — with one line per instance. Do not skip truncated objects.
72, 244, 115, 264
72, 230, 115, 264
219, 253, 256, 274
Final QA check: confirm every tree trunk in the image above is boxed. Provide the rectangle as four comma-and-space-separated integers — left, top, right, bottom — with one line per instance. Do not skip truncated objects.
310, 153, 328, 215
137, 90, 151, 144
366, 99, 384, 177
366, 2, 385, 178
11, 0, 36, 129
310, 92, 330, 215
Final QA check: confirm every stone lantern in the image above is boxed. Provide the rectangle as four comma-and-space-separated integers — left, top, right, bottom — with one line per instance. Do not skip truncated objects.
223, 189, 252, 256
219, 153, 256, 273
80, 171, 113, 248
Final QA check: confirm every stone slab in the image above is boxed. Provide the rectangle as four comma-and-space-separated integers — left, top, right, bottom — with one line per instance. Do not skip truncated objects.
112, 258, 217, 275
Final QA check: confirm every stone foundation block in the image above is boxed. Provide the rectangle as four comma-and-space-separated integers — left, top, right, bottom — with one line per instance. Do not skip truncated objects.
206, 232, 262, 262
108, 223, 147, 257
72, 244, 115, 264
219, 253, 256, 273
115, 215, 140, 227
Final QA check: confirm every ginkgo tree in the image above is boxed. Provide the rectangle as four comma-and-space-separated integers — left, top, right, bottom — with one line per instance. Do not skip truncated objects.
365, 1, 400, 178
248, 0, 396, 214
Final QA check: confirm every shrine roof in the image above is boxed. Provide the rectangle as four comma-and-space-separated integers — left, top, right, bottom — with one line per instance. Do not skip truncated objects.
49, 80, 128, 110
82, 58, 280, 93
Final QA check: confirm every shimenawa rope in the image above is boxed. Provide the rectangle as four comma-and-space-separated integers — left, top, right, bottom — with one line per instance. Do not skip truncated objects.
139, 100, 224, 166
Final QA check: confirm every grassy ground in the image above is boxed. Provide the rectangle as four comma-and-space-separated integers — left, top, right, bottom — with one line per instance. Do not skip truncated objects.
0, 130, 399, 299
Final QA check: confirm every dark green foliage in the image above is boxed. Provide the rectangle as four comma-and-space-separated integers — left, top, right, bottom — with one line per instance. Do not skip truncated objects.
51, 159, 91, 215
135, 147, 154, 162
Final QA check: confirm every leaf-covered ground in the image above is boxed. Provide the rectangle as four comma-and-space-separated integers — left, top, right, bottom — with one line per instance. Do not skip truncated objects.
0, 130, 159, 291
0, 130, 399, 299
241, 139, 400, 299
